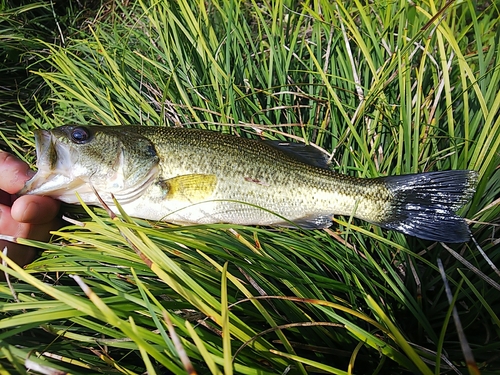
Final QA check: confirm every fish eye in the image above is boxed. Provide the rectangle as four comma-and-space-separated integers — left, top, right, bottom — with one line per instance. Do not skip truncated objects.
70, 126, 91, 144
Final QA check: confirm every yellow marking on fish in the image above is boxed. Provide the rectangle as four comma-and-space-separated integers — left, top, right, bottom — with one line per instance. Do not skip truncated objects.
163, 174, 217, 202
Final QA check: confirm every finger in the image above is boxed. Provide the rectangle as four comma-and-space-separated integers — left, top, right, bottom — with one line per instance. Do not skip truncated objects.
0, 204, 43, 275
0, 204, 30, 238
0, 151, 35, 194
10, 195, 60, 224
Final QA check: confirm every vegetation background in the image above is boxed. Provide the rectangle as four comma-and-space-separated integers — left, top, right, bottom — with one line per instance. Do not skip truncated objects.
0, 0, 499, 374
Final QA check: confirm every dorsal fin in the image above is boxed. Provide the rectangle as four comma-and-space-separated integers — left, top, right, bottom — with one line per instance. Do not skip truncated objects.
266, 141, 331, 169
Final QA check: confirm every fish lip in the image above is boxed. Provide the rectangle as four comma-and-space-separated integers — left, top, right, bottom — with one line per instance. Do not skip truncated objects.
33, 129, 53, 168
19, 129, 56, 195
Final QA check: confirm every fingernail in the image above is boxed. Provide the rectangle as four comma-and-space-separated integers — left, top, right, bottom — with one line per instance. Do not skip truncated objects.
26, 169, 36, 178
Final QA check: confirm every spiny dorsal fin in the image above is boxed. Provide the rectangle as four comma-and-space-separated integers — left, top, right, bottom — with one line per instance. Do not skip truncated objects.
160, 174, 217, 202
266, 141, 331, 169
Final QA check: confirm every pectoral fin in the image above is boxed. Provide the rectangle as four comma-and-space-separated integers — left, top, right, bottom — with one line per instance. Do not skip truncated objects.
159, 174, 217, 202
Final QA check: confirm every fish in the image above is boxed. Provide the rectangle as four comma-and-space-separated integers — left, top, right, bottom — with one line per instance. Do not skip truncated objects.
20, 125, 478, 243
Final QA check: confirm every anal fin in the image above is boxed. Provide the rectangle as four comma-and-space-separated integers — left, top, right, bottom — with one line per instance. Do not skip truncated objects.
275, 214, 333, 229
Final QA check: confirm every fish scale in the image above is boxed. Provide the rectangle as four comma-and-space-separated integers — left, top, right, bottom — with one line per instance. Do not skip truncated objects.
21, 125, 478, 243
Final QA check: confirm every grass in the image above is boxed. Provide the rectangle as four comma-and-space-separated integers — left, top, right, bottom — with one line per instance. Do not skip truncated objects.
0, 0, 499, 374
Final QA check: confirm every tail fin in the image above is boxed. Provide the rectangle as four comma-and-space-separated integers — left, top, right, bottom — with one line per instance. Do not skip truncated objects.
377, 170, 478, 243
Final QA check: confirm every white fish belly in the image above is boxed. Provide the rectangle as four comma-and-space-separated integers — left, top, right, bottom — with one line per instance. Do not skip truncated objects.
117, 198, 308, 225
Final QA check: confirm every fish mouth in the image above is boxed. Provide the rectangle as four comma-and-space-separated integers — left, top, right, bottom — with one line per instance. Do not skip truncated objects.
33, 129, 55, 170
19, 130, 82, 199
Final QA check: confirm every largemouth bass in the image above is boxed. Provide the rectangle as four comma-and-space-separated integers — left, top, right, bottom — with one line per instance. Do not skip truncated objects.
20, 125, 478, 243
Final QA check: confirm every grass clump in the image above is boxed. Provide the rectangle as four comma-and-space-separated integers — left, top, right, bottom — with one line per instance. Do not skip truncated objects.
0, 0, 499, 374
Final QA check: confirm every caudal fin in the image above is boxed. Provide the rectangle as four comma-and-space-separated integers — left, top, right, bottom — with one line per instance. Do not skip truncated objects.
377, 170, 478, 243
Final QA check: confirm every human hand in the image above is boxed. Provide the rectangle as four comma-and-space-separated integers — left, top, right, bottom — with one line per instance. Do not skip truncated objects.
0, 151, 61, 276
